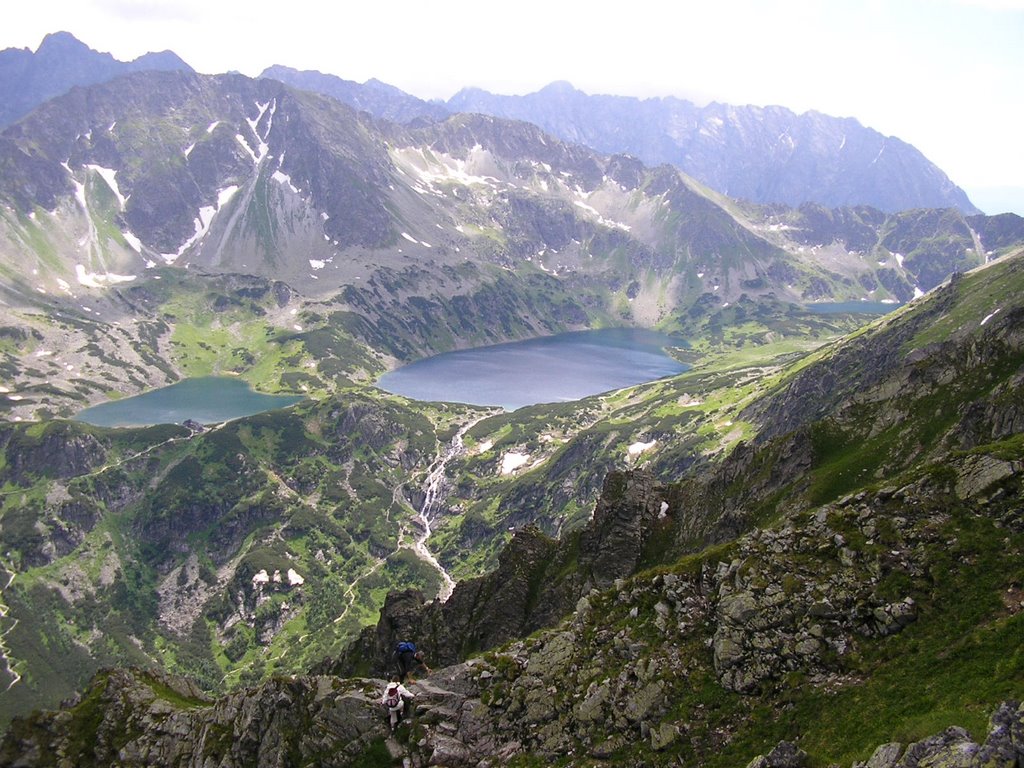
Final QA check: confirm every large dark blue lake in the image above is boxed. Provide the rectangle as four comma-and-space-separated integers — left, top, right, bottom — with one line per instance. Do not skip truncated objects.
377, 328, 688, 411
75, 376, 304, 428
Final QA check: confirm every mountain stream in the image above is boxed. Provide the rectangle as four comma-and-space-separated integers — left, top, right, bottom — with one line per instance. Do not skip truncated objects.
0, 563, 20, 691
410, 413, 493, 602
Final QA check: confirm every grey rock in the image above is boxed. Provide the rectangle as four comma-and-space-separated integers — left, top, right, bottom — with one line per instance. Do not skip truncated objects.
865, 742, 904, 768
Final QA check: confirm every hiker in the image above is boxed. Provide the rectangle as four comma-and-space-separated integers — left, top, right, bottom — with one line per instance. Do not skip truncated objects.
380, 675, 414, 731
394, 640, 431, 683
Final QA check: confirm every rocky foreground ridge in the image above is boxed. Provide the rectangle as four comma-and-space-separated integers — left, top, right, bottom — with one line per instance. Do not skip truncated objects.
1, 443, 1021, 766
3, 673, 1023, 768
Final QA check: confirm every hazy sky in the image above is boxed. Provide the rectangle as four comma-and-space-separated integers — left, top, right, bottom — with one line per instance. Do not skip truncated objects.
3, 0, 1023, 213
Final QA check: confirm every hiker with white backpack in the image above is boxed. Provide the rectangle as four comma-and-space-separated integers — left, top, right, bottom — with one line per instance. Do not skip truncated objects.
380, 674, 414, 731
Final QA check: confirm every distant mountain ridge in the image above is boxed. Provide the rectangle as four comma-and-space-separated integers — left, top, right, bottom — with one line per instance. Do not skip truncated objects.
259, 65, 448, 125
446, 81, 981, 215
259, 67, 980, 215
0, 31, 192, 128
0, 30, 979, 215
4, 67, 1020, 330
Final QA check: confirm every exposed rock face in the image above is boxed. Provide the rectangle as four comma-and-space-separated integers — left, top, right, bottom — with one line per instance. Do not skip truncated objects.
664, 428, 816, 553
0, 423, 113, 568
0, 669, 388, 768
745, 741, 808, 768
711, 502, 924, 693
0, 422, 106, 485
748, 700, 1024, 768
578, 471, 665, 589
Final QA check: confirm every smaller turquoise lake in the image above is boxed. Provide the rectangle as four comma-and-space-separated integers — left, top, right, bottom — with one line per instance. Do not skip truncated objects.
75, 377, 304, 428
377, 328, 688, 411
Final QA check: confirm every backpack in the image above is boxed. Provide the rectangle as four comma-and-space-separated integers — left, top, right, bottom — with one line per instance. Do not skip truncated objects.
384, 686, 402, 709
395, 641, 417, 655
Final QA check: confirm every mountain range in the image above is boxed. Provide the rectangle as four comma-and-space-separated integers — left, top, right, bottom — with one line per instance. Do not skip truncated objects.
0, 30, 1022, 768
264, 68, 981, 215
0, 32, 982, 215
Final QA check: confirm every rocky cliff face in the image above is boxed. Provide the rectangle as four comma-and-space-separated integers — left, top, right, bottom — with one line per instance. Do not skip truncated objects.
317, 470, 669, 677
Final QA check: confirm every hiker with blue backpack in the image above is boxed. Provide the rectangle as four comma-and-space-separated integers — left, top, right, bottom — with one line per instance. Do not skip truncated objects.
394, 640, 431, 683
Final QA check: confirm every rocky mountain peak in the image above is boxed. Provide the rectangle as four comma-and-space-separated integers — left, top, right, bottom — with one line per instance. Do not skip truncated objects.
538, 80, 579, 96
35, 31, 94, 57
0, 30, 193, 128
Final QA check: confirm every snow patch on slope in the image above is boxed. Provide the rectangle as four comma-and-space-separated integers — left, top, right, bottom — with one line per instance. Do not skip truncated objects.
85, 165, 127, 209
159, 186, 239, 263
75, 264, 136, 288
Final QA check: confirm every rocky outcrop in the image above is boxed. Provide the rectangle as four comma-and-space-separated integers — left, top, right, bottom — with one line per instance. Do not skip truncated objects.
577, 470, 666, 589
748, 700, 1024, 768
711, 503, 923, 693
0, 668, 388, 768
0, 421, 107, 485
6, 667, 1021, 768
